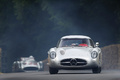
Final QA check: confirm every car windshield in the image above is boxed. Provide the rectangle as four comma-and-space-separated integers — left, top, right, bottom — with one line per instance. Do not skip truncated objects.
59, 38, 91, 47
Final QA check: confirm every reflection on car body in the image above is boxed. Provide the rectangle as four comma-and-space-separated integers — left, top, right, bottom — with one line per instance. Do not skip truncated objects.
47, 35, 102, 74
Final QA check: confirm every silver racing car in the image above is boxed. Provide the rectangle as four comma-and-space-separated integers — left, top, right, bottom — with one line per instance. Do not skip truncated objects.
12, 56, 43, 72
48, 35, 102, 74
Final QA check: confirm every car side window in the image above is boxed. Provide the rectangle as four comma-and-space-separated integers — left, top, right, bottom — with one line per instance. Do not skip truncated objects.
90, 39, 95, 48
56, 39, 60, 48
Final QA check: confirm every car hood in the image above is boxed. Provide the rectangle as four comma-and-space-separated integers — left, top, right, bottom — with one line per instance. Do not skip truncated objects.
56, 47, 92, 59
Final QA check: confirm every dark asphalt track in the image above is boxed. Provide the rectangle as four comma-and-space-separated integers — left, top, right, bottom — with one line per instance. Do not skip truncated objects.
0, 70, 120, 80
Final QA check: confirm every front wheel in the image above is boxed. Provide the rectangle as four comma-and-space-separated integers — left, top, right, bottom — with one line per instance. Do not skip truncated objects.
92, 67, 101, 73
49, 67, 58, 74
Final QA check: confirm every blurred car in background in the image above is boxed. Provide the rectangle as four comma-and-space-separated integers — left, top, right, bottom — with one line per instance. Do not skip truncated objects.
48, 35, 102, 74
12, 56, 43, 72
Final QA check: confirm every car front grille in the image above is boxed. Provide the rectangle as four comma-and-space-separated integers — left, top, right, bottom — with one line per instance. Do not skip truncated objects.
60, 58, 87, 66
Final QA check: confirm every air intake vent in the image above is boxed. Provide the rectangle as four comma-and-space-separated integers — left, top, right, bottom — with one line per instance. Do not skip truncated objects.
61, 58, 87, 66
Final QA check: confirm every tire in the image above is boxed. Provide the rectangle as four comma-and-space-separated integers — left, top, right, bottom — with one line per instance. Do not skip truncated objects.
12, 64, 18, 72
12, 64, 23, 72
49, 67, 58, 74
92, 67, 101, 73
39, 61, 44, 71
12, 67, 16, 72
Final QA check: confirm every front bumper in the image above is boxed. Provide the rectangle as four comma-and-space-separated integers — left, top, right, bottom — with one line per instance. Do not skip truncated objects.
21, 65, 40, 71
48, 58, 100, 70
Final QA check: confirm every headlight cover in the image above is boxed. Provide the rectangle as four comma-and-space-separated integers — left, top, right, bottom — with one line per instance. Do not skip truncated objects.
50, 51, 56, 59
91, 51, 98, 59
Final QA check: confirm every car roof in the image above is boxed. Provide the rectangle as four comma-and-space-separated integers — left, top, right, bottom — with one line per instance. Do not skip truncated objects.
61, 35, 91, 39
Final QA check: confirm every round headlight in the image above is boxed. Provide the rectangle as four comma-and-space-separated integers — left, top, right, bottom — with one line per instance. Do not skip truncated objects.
91, 51, 98, 59
60, 50, 65, 55
50, 51, 56, 59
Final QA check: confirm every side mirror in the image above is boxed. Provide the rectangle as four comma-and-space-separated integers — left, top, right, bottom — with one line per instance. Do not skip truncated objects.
95, 42, 99, 47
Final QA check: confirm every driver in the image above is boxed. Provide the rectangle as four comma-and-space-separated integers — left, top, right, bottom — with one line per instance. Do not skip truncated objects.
79, 39, 88, 47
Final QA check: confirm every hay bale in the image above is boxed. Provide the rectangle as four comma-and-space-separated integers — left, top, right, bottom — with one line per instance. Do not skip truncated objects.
102, 44, 120, 69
